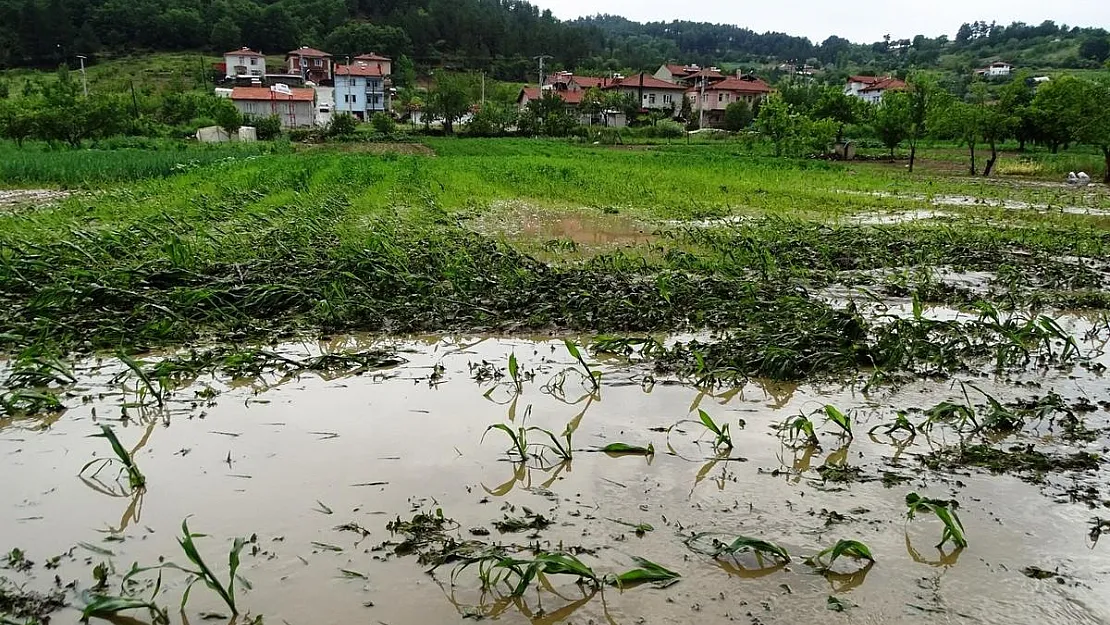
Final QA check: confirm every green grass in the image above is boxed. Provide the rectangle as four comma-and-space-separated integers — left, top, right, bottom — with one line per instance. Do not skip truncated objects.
0, 140, 286, 187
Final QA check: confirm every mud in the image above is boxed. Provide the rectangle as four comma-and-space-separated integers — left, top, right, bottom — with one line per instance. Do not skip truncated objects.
474, 202, 656, 251
0, 189, 71, 211
2, 334, 1109, 625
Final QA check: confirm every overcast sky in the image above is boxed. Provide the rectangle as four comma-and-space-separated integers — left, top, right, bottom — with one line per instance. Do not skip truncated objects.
530, 0, 1109, 43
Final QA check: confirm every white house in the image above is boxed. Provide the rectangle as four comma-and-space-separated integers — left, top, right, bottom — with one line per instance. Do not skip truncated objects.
603, 73, 687, 114
334, 58, 391, 120
975, 62, 1013, 78
224, 48, 265, 80
845, 76, 907, 104
230, 86, 316, 128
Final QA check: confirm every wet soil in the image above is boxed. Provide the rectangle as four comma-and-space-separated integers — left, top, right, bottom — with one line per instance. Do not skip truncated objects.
2, 334, 1109, 625
0, 189, 71, 212
472, 202, 657, 255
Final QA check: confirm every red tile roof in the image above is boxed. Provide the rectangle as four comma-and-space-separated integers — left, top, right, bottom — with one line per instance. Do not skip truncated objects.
225, 47, 264, 57
572, 76, 607, 89
288, 47, 331, 58
684, 69, 726, 81
519, 87, 585, 105
230, 87, 315, 102
848, 75, 882, 84
336, 63, 385, 77
355, 53, 391, 62
699, 77, 774, 93
860, 78, 906, 92
605, 73, 687, 90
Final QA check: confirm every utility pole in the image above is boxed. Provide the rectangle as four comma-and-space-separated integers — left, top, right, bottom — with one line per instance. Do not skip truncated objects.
698, 76, 707, 129
77, 55, 88, 97
533, 55, 552, 93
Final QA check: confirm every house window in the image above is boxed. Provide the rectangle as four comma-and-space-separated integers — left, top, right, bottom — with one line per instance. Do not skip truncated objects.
663, 94, 672, 104
314, 59, 322, 67
719, 93, 726, 102
250, 58, 257, 66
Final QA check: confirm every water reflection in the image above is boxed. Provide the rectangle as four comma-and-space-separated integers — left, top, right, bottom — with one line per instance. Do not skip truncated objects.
905, 532, 965, 568
822, 561, 875, 593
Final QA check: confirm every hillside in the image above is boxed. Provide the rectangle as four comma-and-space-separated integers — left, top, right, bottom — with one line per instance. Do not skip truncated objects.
0, 0, 1106, 81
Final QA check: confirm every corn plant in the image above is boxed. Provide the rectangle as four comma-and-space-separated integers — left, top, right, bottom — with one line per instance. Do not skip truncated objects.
564, 339, 601, 390
906, 493, 967, 549
869, 412, 917, 438
686, 533, 791, 563
507, 352, 523, 395
598, 442, 655, 456
117, 352, 165, 407
81, 425, 146, 491
695, 409, 733, 450
806, 540, 874, 572
529, 412, 582, 462
453, 551, 678, 596
779, 414, 819, 447
484, 411, 531, 459
167, 519, 249, 615
823, 405, 852, 439
81, 592, 167, 624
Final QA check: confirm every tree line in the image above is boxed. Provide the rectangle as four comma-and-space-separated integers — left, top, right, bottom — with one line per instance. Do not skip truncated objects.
1, 0, 1107, 81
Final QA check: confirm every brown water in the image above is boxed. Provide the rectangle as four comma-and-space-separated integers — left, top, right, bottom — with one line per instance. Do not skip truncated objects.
2, 335, 1109, 625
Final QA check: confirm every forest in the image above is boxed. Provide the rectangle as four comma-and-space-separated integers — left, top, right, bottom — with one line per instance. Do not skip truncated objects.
1, 0, 1108, 80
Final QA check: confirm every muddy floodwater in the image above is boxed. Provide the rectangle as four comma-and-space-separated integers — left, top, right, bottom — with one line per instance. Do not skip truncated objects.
2, 332, 1110, 625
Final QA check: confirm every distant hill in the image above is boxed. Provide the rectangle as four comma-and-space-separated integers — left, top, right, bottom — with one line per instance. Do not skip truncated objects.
0, 0, 1105, 80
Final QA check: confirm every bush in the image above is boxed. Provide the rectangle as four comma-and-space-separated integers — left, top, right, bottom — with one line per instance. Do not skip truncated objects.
327, 113, 358, 139
371, 112, 396, 135
655, 120, 685, 139
253, 115, 283, 141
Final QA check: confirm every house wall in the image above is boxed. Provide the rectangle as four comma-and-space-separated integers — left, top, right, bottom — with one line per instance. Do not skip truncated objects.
334, 76, 390, 118
612, 87, 681, 112
988, 65, 1011, 77
225, 54, 264, 79
688, 90, 765, 112
232, 99, 316, 127
845, 81, 869, 97
653, 67, 676, 83
288, 56, 332, 82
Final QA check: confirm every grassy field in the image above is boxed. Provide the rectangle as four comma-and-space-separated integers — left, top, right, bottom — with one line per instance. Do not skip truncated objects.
0, 137, 1108, 366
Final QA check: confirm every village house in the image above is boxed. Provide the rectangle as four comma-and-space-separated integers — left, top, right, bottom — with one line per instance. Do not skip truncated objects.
975, 61, 1013, 78
654, 63, 701, 84
687, 75, 774, 127
230, 86, 316, 128
223, 47, 265, 80
287, 47, 333, 84
844, 75, 907, 104
604, 73, 687, 114
334, 54, 392, 120
544, 71, 608, 92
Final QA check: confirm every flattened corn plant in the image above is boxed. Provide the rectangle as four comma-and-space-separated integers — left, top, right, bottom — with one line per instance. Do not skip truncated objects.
806, 540, 875, 572
451, 551, 680, 596
906, 493, 967, 549
685, 533, 791, 565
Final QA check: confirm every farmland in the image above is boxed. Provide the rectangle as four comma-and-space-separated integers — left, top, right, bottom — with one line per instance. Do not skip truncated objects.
1, 138, 1109, 625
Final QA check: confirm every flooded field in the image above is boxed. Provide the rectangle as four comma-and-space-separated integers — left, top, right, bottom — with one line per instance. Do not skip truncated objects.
2, 328, 1108, 625
3, 139, 1110, 625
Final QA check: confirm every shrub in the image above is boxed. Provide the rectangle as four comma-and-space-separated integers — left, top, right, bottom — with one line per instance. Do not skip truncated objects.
328, 113, 358, 139
655, 120, 685, 139
371, 112, 396, 135
254, 115, 282, 141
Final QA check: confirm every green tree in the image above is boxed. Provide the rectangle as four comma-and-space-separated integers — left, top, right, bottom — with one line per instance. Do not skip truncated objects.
428, 74, 472, 134
0, 99, 36, 146
1031, 77, 1085, 153
754, 94, 793, 156
466, 101, 517, 136
211, 97, 242, 136
324, 22, 412, 58
906, 74, 939, 173
1071, 79, 1110, 183
813, 87, 860, 143
580, 88, 604, 125
1079, 36, 1110, 62
873, 90, 911, 158
328, 112, 357, 137
722, 100, 752, 131
210, 17, 242, 53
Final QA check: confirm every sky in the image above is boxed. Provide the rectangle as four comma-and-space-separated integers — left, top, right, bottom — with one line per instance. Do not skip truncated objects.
529, 0, 1110, 44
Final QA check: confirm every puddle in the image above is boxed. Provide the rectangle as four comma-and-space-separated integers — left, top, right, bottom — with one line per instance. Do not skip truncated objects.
0, 189, 71, 211
839, 190, 1110, 216
848, 209, 953, 225
474, 201, 656, 249
1, 336, 1109, 624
